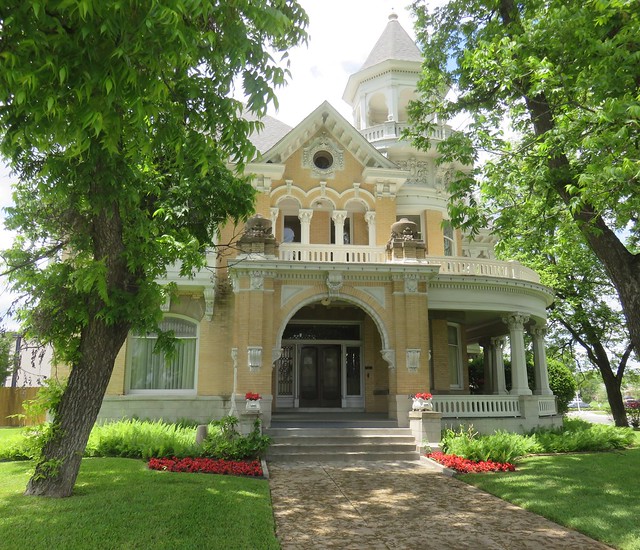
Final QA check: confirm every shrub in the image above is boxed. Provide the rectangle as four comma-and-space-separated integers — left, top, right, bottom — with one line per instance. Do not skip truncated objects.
201, 417, 270, 461
626, 403, 640, 428
441, 426, 538, 463
532, 417, 635, 452
85, 419, 200, 459
547, 358, 577, 414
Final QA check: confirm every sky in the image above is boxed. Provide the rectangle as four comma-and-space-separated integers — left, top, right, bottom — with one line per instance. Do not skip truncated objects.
0, 1, 419, 327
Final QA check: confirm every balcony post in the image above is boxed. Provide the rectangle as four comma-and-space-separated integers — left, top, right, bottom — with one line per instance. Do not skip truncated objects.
490, 336, 507, 394
503, 313, 532, 395
298, 209, 313, 248
530, 324, 553, 395
364, 211, 376, 246
332, 210, 348, 246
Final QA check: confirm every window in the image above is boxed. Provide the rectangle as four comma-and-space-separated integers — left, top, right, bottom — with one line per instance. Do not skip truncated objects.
128, 317, 197, 392
443, 221, 455, 256
448, 323, 463, 389
283, 215, 301, 243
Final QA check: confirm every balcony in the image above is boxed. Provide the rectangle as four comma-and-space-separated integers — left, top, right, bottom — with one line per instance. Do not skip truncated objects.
277, 244, 540, 284
360, 121, 452, 144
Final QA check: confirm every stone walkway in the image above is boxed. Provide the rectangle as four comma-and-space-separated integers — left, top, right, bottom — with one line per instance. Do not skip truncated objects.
269, 460, 612, 549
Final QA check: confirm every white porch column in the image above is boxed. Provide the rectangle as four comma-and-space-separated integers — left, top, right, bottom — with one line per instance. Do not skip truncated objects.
503, 313, 532, 395
479, 338, 495, 394
530, 325, 553, 395
332, 210, 348, 246
490, 336, 507, 395
298, 209, 313, 245
364, 211, 376, 246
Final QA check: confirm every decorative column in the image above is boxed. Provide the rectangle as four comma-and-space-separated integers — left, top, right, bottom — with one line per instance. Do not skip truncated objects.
364, 211, 376, 246
269, 207, 279, 232
490, 336, 507, 394
332, 210, 348, 246
530, 325, 553, 395
479, 338, 494, 394
298, 209, 313, 246
503, 313, 532, 395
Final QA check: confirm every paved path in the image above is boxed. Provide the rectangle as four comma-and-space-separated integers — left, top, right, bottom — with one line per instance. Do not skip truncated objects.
269, 460, 611, 549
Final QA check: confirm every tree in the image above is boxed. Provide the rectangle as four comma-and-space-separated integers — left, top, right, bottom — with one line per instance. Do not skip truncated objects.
0, 1, 307, 497
481, 174, 633, 425
408, 0, 640, 368
0, 331, 12, 385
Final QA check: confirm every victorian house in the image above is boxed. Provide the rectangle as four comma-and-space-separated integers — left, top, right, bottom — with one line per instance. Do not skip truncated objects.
99, 14, 559, 434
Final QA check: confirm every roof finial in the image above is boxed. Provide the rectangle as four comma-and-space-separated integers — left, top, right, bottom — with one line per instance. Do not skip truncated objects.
389, 11, 398, 21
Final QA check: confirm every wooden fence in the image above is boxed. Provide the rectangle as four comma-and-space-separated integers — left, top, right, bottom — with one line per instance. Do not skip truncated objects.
0, 387, 45, 426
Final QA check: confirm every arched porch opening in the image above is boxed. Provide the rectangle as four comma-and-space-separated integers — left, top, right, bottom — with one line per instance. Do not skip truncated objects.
273, 298, 390, 412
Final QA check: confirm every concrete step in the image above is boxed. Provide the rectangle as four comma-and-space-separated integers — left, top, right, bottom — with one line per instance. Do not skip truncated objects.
265, 426, 420, 463
267, 450, 421, 463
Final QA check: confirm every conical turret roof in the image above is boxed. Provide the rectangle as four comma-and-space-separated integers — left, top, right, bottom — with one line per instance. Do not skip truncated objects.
360, 13, 422, 70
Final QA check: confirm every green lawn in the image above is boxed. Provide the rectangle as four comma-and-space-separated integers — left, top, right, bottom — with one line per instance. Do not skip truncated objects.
0, 458, 279, 550
459, 435, 640, 550
0, 427, 24, 442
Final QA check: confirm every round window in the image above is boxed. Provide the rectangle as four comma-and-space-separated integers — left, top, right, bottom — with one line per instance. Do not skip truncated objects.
313, 150, 334, 170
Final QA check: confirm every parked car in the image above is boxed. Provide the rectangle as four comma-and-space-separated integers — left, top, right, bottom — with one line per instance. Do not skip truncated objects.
568, 399, 591, 409
623, 396, 639, 407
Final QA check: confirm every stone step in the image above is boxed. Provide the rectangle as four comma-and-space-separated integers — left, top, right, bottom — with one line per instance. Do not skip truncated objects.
267, 450, 421, 463
266, 427, 413, 437
265, 426, 420, 463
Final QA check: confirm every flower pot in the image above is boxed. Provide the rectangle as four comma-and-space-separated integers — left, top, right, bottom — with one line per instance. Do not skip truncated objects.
412, 398, 433, 411
245, 399, 261, 412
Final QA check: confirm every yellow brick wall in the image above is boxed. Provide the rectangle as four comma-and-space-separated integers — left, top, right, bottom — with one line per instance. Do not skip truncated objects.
352, 212, 367, 245
375, 197, 397, 246
310, 211, 331, 244
425, 209, 444, 256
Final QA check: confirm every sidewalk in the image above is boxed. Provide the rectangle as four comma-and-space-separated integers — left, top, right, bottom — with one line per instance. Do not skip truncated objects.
269, 460, 611, 549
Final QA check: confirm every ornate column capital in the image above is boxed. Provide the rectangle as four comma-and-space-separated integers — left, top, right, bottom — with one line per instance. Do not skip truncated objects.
530, 324, 548, 339
490, 336, 506, 350
364, 211, 376, 225
502, 312, 530, 330
331, 210, 348, 224
298, 209, 313, 223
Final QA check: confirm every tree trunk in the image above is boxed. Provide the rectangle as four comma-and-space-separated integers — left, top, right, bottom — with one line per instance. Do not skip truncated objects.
25, 193, 133, 497
24, 318, 129, 497
599, 364, 628, 427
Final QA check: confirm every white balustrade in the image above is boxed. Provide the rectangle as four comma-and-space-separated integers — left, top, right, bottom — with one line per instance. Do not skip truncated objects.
431, 395, 521, 418
277, 245, 540, 283
537, 396, 557, 416
279, 244, 387, 264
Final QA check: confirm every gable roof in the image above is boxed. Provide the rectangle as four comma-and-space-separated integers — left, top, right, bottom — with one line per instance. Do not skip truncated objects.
360, 13, 422, 71
259, 101, 399, 170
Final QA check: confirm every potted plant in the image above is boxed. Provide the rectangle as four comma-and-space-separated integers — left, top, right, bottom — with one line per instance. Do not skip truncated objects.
411, 392, 433, 411
245, 392, 261, 411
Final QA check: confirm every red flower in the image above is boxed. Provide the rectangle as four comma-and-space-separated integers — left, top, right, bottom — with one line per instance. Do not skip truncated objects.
414, 392, 432, 400
148, 457, 263, 477
427, 452, 515, 473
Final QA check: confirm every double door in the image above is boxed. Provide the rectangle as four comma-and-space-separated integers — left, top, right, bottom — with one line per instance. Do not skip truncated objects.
299, 345, 341, 407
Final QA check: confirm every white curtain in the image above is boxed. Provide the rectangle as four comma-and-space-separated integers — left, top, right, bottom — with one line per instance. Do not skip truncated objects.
129, 318, 196, 390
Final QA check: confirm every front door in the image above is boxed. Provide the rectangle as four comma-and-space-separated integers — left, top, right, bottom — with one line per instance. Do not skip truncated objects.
299, 345, 341, 407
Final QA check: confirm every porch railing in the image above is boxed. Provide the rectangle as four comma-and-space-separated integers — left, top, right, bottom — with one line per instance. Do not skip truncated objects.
537, 395, 557, 416
277, 244, 540, 283
431, 395, 521, 418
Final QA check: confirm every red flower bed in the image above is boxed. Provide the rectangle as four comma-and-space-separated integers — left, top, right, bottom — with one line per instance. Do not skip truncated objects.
148, 457, 263, 477
427, 452, 515, 473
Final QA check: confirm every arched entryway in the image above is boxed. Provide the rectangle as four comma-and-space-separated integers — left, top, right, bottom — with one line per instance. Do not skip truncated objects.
273, 299, 389, 411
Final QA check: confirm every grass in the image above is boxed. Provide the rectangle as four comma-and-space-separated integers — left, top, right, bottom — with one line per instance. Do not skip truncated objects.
0, 427, 24, 441
459, 433, 640, 550
0, 458, 279, 550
